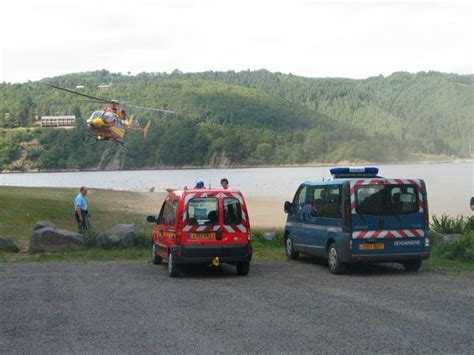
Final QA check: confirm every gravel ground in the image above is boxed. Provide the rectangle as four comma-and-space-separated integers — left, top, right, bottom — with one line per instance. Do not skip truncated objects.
0, 259, 473, 354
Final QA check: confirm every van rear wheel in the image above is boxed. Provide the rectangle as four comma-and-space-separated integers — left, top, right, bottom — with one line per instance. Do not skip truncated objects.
328, 243, 345, 274
168, 253, 180, 277
151, 243, 162, 265
285, 236, 299, 260
403, 260, 422, 272
236, 262, 250, 276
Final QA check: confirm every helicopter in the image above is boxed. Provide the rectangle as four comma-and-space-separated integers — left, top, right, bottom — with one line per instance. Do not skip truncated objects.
48, 84, 174, 145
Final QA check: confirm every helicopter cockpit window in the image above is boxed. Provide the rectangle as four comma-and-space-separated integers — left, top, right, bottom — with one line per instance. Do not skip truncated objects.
103, 112, 116, 124
89, 111, 102, 120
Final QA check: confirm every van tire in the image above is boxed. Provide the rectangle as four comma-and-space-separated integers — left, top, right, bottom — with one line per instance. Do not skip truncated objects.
151, 243, 163, 265
403, 260, 422, 272
168, 253, 180, 277
236, 262, 250, 276
328, 243, 345, 274
285, 236, 299, 260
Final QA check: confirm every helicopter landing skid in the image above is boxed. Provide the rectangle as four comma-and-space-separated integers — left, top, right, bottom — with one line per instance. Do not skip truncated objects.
82, 134, 124, 146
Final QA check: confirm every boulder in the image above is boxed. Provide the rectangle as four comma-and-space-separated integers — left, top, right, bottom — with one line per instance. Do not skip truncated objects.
96, 224, 137, 248
264, 232, 276, 241
0, 237, 20, 252
430, 231, 465, 246
33, 220, 56, 231
30, 226, 84, 252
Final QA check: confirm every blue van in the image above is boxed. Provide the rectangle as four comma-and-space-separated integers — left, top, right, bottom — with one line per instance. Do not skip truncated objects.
283, 167, 430, 274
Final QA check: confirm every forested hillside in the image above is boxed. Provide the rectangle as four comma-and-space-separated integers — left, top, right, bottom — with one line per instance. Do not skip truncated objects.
0, 70, 472, 171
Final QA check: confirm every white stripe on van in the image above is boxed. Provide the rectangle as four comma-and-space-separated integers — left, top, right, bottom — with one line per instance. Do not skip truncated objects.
231, 193, 243, 204
236, 224, 246, 233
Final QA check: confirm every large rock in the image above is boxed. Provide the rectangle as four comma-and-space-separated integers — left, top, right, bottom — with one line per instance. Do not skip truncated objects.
33, 220, 56, 231
0, 237, 19, 252
97, 224, 137, 248
430, 231, 465, 246
30, 226, 84, 252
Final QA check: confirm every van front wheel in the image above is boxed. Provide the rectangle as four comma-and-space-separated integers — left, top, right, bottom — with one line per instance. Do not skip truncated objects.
151, 243, 163, 265
285, 236, 299, 260
168, 253, 180, 277
328, 243, 345, 274
403, 260, 422, 272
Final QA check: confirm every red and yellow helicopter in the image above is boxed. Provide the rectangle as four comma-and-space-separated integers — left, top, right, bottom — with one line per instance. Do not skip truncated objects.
49, 85, 174, 145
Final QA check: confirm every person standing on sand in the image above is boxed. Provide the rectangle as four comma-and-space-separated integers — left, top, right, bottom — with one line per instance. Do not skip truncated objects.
74, 186, 89, 233
220, 178, 229, 190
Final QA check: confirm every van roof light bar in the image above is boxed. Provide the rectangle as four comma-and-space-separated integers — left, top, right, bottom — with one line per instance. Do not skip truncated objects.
330, 167, 380, 178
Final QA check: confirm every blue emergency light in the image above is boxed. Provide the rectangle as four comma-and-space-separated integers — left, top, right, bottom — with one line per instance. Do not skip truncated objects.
330, 167, 379, 177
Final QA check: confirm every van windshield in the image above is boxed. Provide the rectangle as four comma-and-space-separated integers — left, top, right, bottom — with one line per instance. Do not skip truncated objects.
187, 197, 218, 225
356, 185, 419, 216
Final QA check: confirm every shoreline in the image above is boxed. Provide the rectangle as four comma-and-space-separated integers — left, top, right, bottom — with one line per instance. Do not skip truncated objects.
1, 157, 471, 175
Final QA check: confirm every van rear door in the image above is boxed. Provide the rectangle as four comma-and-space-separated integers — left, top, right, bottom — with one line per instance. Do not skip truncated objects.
350, 179, 427, 255
183, 192, 222, 248
220, 192, 250, 245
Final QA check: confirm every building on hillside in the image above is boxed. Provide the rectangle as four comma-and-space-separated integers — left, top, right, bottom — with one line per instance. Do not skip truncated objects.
97, 84, 111, 90
40, 115, 76, 127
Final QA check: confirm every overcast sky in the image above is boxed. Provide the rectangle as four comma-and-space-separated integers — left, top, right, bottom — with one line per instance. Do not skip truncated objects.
0, 0, 472, 83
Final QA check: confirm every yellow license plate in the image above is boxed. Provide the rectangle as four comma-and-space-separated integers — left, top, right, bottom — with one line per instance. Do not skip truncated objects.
359, 243, 384, 250
190, 232, 216, 240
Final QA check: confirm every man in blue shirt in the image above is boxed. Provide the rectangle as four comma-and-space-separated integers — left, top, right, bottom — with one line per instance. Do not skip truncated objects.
74, 186, 89, 233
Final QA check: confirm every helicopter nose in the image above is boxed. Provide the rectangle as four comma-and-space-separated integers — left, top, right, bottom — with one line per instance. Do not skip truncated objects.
88, 117, 104, 128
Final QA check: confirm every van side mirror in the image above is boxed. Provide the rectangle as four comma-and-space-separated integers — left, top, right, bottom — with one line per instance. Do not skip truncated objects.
284, 201, 293, 214
146, 215, 157, 223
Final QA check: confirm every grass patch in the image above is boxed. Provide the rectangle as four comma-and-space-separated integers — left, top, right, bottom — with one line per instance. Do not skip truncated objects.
251, 228, 286, 261
0, 186, 154, 249
424, 255, 474, 272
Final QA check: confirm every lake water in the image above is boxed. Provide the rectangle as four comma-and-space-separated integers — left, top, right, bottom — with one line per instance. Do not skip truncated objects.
1, 162, 472, 216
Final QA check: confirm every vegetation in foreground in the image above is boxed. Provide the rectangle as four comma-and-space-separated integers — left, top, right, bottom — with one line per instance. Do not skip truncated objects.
1, 186, 473, 272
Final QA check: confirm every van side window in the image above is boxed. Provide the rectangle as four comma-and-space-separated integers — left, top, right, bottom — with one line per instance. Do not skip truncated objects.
157, 201, 167, 224
162, 200, 173, 225
224, 197, 242, 225
187, 197, 218, 225
309, 187, 325, 217
293, 186, 307, 211
324, 186, 342, 218
167, 200, 178, 226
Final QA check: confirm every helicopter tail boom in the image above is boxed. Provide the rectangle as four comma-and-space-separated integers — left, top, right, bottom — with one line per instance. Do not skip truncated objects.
143, 121, 151, 140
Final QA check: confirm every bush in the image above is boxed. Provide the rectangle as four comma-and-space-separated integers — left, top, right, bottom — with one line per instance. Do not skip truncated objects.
83, 230, 98, 248
437, 232, 474, 262
431, 214, 473, 234
251, 228, 284, 246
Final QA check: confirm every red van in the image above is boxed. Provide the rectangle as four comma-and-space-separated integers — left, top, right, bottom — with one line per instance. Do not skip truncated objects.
147, 189, 252, 277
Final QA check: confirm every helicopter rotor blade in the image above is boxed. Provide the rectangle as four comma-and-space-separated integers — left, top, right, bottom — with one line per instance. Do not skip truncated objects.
127, 104, 175, 114
48, 84, 112, 104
